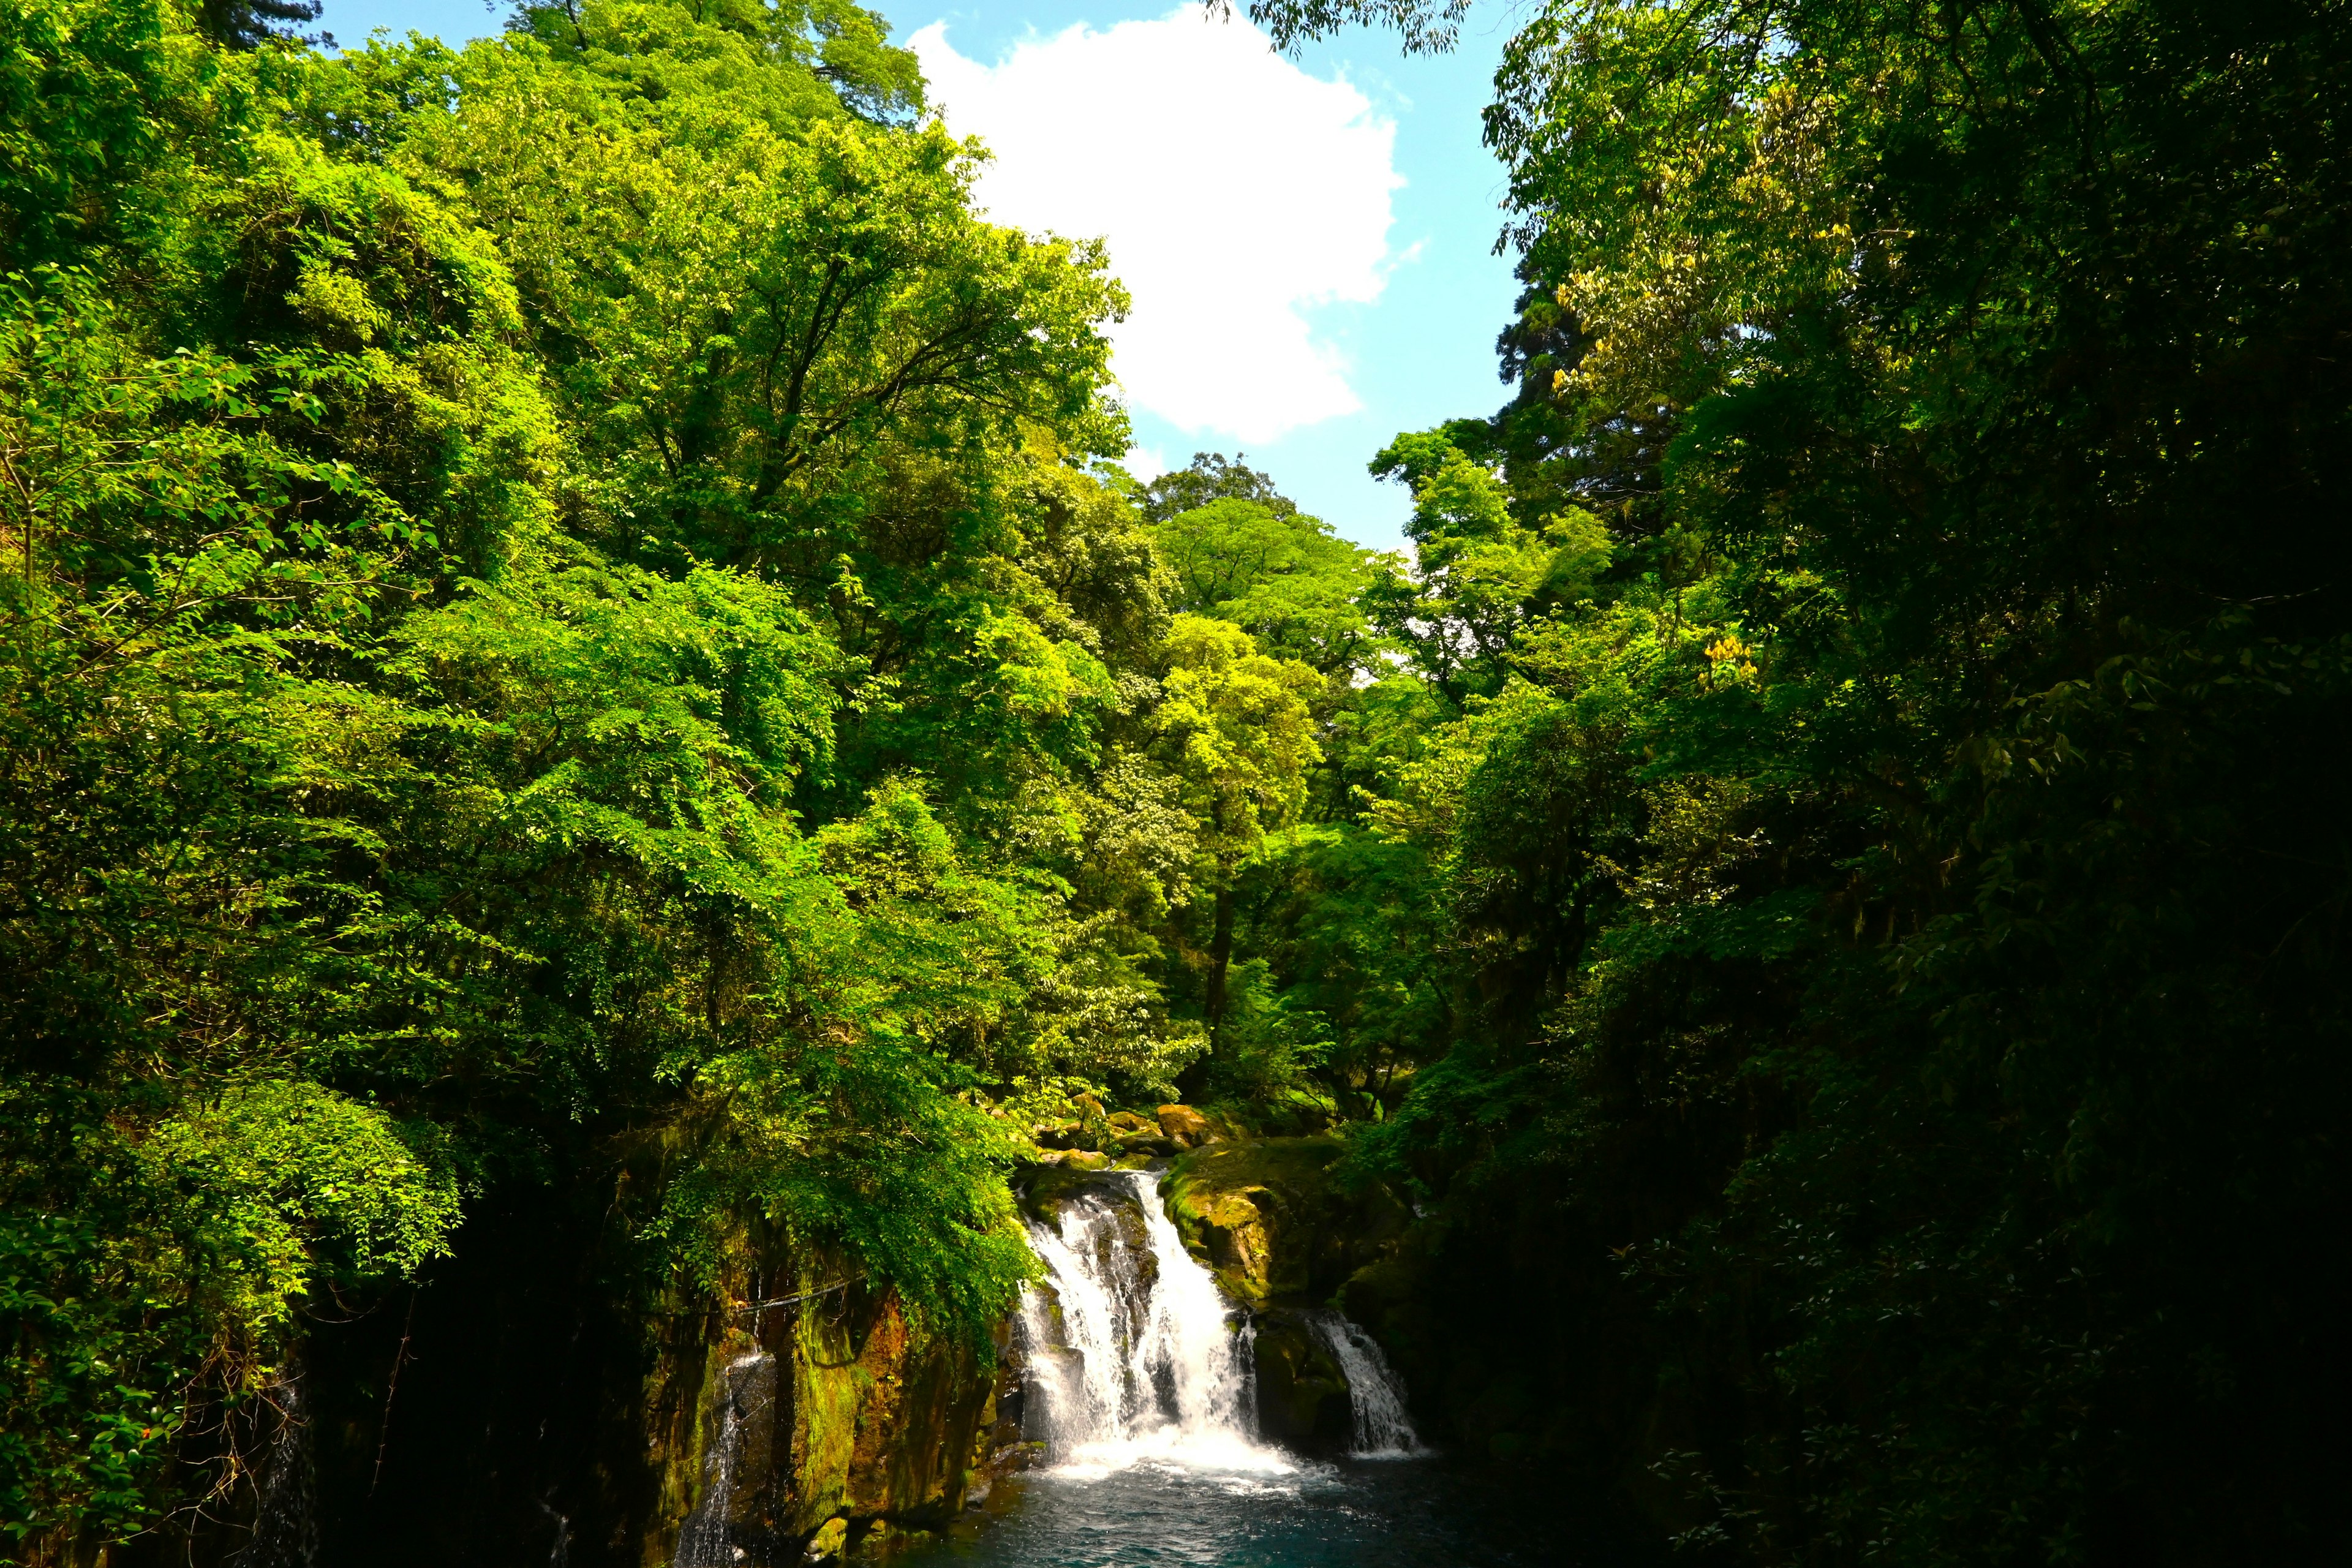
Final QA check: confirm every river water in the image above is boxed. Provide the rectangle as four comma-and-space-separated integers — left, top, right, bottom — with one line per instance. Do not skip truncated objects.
898, 1169, 1602, 1568
905, 1443, 1597, 1568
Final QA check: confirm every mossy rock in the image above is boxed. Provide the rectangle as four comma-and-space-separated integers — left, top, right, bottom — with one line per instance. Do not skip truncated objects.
1107, 1133, 1180, 1159
850, 1518, 936, 1558
1160, 1138, 1409, 1307
1016, 1164, 1134, 1226
1155, 1102, 1250, 1148
807, 1516, 850, 1561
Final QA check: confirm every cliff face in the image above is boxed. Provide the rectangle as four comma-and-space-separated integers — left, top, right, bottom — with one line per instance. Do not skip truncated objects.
115, 1130, 1412, 1568
655, 1266, 1015, 1565
1158, 1138, 1409, 1309
104, 1172, 1016, 1568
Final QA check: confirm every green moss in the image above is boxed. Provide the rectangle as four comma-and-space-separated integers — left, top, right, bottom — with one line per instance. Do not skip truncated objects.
1159, 1138, 1405, 1306
1017, 1165, 1131, 1226
1169, 1136, 1344, 1195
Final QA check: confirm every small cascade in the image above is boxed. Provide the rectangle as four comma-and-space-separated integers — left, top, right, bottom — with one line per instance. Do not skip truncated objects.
538, 1494, 572, 1568
238, 1374, 318, 1568
673, 1350, 775, 1567
1016, 1169, 1280, 1473
1306, 1310, 1427, 1458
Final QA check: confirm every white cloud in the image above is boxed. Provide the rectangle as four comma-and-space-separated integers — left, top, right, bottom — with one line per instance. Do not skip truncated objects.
910, 9, 1401, 444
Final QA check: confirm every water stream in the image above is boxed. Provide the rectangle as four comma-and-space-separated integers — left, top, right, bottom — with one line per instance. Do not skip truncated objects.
238, 1373, 318, 1568
672, 1349, 775, 1568
903, 1167, 1581, 1567
1014, 1168, 1271, 1476
1304, 1308, 1426, 1458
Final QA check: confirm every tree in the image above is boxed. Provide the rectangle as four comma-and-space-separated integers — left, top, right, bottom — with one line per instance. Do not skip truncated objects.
1365, 429, 1610, 702
0, 3, 1152, 1551
1139, 449, 1295, 524
195, 0, 325, 50
1152, 497, 1373, 676
1150, 616, 1321, 1060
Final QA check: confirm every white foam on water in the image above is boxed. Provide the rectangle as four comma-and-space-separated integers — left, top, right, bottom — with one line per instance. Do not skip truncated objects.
1016, 1169, 1292, 1476
1047, 1421, 1301, 1480
1016, 1163, 1430, 1488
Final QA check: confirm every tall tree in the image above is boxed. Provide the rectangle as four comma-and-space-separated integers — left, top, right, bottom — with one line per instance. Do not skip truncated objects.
195, 0, 325, 50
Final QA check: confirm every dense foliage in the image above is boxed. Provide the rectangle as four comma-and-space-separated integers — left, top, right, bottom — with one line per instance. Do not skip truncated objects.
5, 0, 2345, 1562
1, 1, 1231, 1555
1223, 0, 2351, 1561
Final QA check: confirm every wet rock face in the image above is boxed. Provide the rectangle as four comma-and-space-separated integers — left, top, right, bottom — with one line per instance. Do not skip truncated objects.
1019, 1165, 1139, 1229
1148, 1142, 1415, 1452
660, 1267, 1007, 1567
1159, 1139, 1410, 1309
1015, 1167, 1158, 1301
1027, 1147, 1114, 1170
1248, 1311, 1355, 1449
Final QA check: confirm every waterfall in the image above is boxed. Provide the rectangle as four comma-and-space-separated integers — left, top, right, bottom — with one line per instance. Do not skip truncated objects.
238, 1374, 318, 1568
673, 1350, 775, 1567
1016, 1169, 1282, 1474
538, 1493, 572, 1568
1306, 1310, 1426, 1458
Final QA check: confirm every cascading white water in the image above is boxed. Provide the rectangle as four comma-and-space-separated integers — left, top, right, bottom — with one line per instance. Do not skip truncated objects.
1306, 1310, 1427, 1457
673, 1350, 774, 1567
241, 1374, 318, 1568
1016, 1169, 1286, 1475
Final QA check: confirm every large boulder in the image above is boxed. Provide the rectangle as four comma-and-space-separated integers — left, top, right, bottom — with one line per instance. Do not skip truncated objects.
1016, 1164, 1133, 1227
1155, 1103, 1220, 1148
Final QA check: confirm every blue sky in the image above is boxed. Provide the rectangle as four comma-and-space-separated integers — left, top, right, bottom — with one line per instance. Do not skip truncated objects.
317, 1, 1524, 548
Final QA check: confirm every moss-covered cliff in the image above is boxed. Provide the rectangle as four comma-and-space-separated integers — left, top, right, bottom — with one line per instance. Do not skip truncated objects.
652, 1261, 1015, 1566
120, 1164, 1018, 1568
207, 1129, 1402, 1568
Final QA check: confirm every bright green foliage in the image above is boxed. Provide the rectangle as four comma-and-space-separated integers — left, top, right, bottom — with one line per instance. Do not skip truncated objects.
1152, 497, 1373, 676
1147, 614, 1321, 1064
1137, 448, 1291, 524
0, 254, 467, 1548
390, 24, 1125, 573
507, 0, 926, 127
0, 1, 1171, 1553
1366, 429, 1611, 699
0, 1, 169, 266
1154, 615, 1321, 869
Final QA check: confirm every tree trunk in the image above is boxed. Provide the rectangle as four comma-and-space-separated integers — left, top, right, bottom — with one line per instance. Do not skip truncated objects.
1205, 884, 1235, 1051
